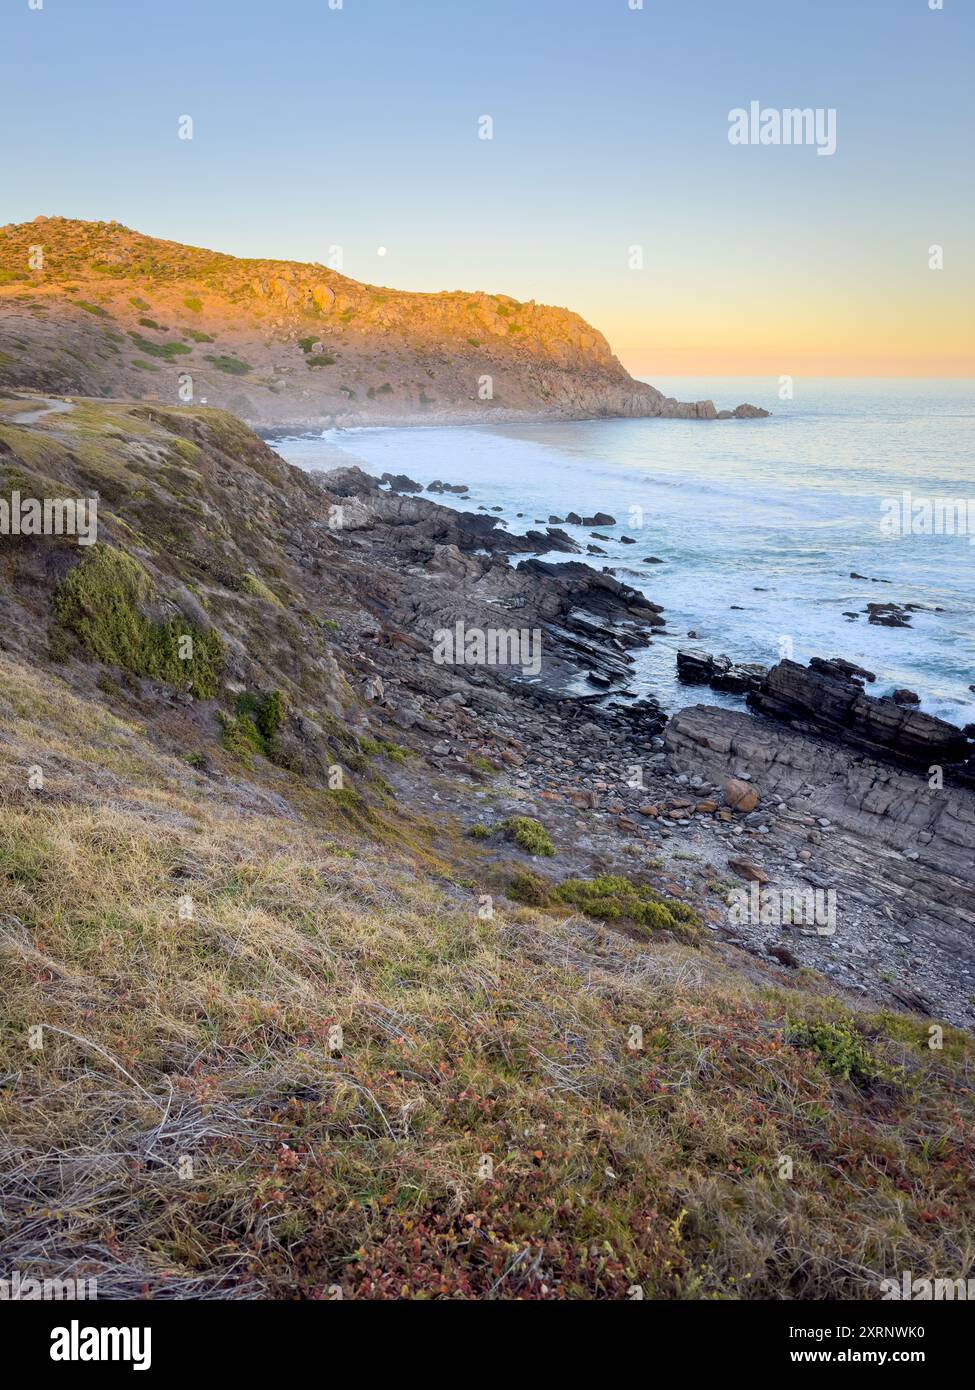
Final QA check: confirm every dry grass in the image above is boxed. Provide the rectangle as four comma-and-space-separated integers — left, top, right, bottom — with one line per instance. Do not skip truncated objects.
0, 651, 973, 1299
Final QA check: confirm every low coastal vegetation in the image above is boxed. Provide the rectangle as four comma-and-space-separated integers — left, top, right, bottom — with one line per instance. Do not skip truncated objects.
240, 571, 284, 608
787, 1017, 885, 1086
358, 735, 409, 763
507, 870, 701, 941
127, 331, 192, 361
502, 815, 555, 856
205, 353, 251, 375
52, 543, 223, 698
218, 690, 287, 763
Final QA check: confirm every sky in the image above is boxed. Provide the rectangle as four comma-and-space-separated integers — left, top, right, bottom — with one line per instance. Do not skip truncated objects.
2, 0, 972, 377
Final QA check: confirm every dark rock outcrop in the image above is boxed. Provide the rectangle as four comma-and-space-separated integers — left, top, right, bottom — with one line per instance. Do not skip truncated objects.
317, 467, 579, 559
315, 467, 665, 699
380, 472, 423, 493
677, 650, 767, 695
867, 602, 911, 628
427, 480, 470, 495
748, 659, 974, 773
809, 656, 876, 684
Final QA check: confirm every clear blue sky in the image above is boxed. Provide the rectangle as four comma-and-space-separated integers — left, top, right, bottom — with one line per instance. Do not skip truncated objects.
2, 0, 972, 374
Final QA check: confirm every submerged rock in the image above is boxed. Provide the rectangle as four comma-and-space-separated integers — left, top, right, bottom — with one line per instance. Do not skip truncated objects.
427, 480, 470, 495
867, 602, 911, 628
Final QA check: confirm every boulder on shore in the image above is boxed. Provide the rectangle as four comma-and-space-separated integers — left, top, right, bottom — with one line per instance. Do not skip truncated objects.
724, 778, 759, 813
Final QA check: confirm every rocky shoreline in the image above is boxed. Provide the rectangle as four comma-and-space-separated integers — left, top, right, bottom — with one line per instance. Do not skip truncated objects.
258, 397, 771, 433
315, 462, 975, 1029
1, 393, 970, 1033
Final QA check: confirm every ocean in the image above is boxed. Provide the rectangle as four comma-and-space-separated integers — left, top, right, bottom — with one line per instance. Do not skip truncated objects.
274, 378, 975, 725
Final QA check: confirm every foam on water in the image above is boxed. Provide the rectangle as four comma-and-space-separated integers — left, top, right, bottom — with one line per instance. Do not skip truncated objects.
274, 378, 975, 724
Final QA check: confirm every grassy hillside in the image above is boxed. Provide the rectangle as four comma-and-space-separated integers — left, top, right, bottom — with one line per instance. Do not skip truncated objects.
0, 395, 971, 1299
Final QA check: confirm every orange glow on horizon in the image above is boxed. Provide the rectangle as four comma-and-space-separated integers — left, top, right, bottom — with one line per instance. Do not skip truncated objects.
600, 295, 974, 381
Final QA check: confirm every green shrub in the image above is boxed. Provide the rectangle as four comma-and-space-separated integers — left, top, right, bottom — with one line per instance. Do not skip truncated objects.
183, 295, 203, 313
255, 689, 286, 741
553, 875, 699, 938
218, 712, 265, 762
788, 1019, 882, 1086
240, 572, 284, 608
127, 333, 191, 360
205, 354, 251, 375
53, 544, 223, 698
507, 868, 551, 905
228, 690, 287, 756
502, 816, 555, 857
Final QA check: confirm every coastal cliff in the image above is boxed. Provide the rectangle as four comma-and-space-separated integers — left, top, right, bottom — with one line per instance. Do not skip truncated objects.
0, 218, 767, 428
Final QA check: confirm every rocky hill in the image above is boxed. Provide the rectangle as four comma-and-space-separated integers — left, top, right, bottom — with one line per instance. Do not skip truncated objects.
0, 218, 767, 428
0, 389, 971, 1299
